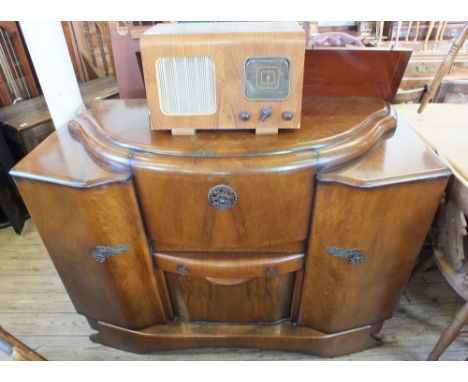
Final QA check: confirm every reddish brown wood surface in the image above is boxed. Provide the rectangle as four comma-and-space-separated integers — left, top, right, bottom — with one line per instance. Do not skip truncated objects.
303, 49, 411, 102
108, 23, 146, 98
134, 165, 315, 252
72, 96, 395, 160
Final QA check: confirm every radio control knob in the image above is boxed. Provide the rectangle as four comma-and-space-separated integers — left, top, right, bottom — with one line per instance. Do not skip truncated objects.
259, 106, 273, 122
239, 111, 250, 121
282, 111, 293, 121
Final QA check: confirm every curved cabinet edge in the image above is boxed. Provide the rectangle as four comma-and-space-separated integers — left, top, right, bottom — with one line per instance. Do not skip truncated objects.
318, 169, 451, 188
317, 117, 452, 188
67, 100, 399, 176
10, 125, 130, 189
10, 169, 131, 189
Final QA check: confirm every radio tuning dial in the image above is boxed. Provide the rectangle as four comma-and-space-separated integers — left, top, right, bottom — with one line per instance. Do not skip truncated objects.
259, 106, 273, 122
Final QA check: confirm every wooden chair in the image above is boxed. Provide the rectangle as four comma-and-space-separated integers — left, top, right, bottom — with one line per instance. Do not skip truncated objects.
418, 23, 468, 112
404, 22, 468, 360
429, 178, 468, 360
0, 326, 46, 360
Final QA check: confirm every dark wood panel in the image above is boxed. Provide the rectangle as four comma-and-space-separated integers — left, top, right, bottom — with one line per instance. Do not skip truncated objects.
108, 23, 146, 98
14, 179, 166, 329
303, 49, 411, 102
166, 273, 295, 323
0, 130, 27, 233
157, 251, 304, 323
298, 178, 448, 333
134, 166, 315, 251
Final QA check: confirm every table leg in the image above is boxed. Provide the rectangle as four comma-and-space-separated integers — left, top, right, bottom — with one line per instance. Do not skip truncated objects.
427, 301, 468, 360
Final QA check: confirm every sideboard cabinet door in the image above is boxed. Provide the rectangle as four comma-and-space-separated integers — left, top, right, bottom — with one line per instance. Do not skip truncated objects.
298, 178, 448, 333
14, 179, 166, 329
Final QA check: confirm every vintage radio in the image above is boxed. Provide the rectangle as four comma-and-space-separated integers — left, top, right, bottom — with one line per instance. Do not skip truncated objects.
140, 22, 305, 135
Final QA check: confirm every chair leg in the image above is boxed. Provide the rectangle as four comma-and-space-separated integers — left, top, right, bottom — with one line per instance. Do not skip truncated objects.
427, 301, 468, 360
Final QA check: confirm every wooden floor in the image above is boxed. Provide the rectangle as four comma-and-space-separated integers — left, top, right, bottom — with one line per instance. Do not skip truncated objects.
0, 220, 467, 361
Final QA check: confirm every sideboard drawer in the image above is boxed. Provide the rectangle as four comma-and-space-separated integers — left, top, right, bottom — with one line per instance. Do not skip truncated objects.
154, 252, 304, 323
133, 166, 315, 252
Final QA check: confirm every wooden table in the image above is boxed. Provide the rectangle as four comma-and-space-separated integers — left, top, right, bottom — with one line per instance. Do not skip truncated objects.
0, 76, 118, 160
395, 103, 468, 360
10, 96, 450, 357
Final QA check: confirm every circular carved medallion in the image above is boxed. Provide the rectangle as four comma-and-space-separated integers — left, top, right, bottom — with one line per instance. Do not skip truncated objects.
208, 185, 237, 210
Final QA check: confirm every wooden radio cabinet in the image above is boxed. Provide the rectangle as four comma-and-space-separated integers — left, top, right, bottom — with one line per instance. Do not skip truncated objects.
10, 40, 451, 357
141, 22, 305, 135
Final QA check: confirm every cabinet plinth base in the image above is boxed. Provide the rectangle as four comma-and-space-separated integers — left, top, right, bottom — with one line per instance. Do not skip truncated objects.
90, 320, 383, 357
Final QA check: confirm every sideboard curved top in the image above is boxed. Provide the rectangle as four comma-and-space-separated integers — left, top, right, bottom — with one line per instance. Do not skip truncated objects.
11, 96, 449, 190
77, 96, 393, 157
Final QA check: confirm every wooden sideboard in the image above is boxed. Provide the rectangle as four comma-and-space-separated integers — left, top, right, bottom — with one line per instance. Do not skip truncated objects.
10, 95, 450, 356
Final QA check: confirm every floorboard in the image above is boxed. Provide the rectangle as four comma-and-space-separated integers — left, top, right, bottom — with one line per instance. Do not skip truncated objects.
0, 220, 467, 361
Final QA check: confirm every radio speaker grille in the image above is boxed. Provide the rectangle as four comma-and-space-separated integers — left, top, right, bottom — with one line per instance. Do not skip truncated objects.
156, 56, 216, 115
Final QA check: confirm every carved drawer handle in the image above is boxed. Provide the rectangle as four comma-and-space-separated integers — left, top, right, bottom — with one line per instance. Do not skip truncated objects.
326, 247, 365, 265
90, 245, 129, 263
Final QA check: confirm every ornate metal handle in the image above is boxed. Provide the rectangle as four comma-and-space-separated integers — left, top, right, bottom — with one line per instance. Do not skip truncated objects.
208, 184, 237, 210
90, 245, 129, 263
326, 247, 365, 265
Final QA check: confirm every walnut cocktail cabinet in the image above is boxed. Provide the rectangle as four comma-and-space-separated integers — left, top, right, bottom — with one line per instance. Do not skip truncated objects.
11, 97, 450, 357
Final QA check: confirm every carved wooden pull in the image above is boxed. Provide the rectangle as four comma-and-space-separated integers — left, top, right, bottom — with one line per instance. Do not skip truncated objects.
205, 277, 251, 286
90, 245, 129, 263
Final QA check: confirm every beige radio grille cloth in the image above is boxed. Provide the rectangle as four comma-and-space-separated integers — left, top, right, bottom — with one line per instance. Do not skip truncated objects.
156, 56, 216, 115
